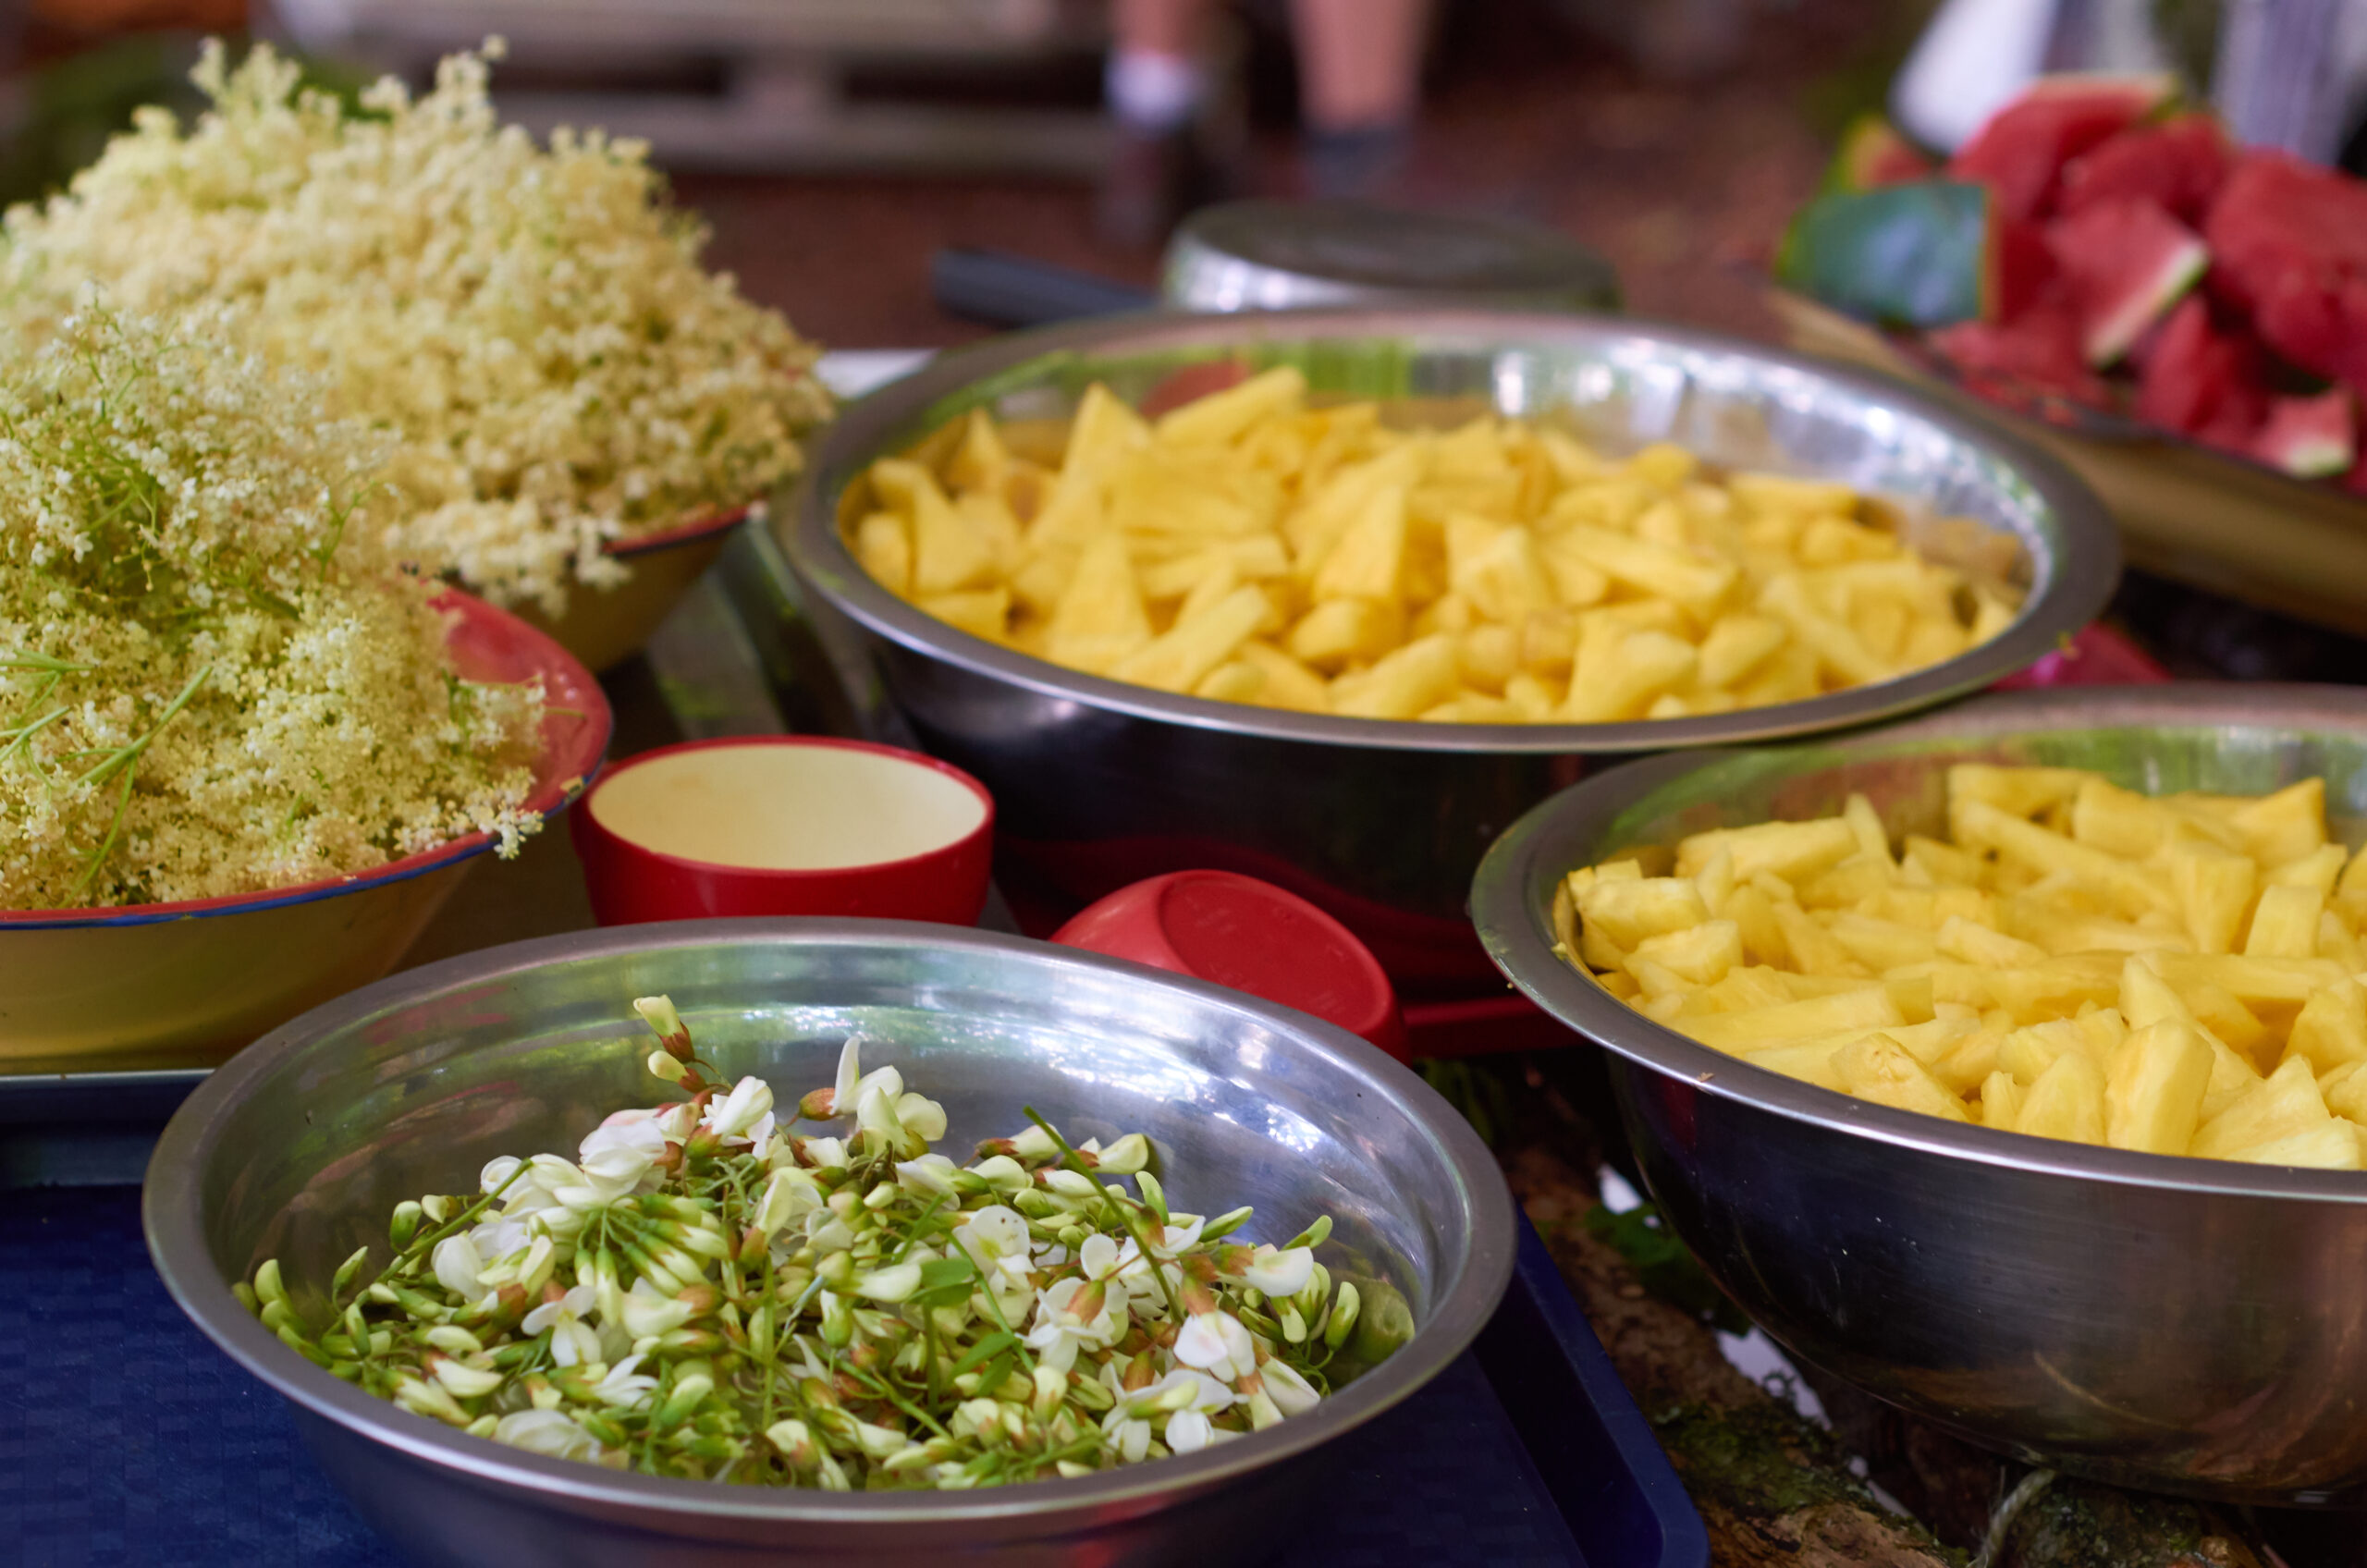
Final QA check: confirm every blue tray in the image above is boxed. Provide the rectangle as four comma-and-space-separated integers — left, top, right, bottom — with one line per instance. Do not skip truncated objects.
0, 1186, 1701, 1568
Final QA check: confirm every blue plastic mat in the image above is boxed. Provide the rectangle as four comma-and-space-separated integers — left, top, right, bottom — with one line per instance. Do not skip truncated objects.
0, 1187, 1700, 1568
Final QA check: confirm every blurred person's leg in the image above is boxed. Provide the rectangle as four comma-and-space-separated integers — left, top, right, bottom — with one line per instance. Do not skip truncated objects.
1292, 0, 1429, 198
1100, 0, 1230, 246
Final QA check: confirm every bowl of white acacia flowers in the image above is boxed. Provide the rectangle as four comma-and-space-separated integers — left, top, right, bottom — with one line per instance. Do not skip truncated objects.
0, 40, 833, 674
0, 307, 610, 1070
143, 920, 1515, 1567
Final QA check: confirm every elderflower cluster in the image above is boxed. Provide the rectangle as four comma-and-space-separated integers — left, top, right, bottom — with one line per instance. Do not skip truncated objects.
0, 40, 832, 615
0, 307, 544, 910
243, 1008, 1393, 1491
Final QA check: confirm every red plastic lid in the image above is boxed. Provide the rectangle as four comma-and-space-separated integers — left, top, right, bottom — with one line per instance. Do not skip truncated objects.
1051, 870, 1409, 1061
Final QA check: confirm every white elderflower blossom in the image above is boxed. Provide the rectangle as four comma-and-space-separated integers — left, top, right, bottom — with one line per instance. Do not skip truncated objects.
0, 41, 832, 616
0, 308, 545, 908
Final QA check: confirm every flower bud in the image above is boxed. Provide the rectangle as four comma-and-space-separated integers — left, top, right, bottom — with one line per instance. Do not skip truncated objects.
424, 1325, 485, 1356
1094, 1133, 1152, 1176
1279, 1303, 1306, 1344
646, 1049, 687, 1084
633, 995, 692, 1059
654, 1373, 713, 1428
797, 1086, 839, 1121
233, 1281, 260, 1316
816, 1452, 852, 1491
430, 1355, 507, 1400
1284, 1215, 1333, 1252
253, 1258, 288, 1310
1323, 1282, 1360, 1350
393, 1373, 472, 1427
1134, 1170, 1170, 1222
766, 1418, 816, 1468
1198, 1206, 1255, 1242
852, 1261, 922, 1304
1031, 1365, 1068, 1418
818, 1290, 854, 1348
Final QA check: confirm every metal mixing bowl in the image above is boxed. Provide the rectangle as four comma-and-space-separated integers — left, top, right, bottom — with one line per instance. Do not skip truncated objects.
1469, 685, 2367, 1505
781, 308, 2118, 984
143, 920, 1515, 1566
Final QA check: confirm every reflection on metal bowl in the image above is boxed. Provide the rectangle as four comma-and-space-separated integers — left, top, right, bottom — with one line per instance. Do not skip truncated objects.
1471, 685, 2367, 1505
143, 919, 1515, 1566
783, 308, 2118, 986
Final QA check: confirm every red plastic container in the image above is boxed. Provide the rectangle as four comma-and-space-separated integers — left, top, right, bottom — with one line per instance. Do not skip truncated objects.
1052, 870, 1410, 1061
572, 737, 995, 926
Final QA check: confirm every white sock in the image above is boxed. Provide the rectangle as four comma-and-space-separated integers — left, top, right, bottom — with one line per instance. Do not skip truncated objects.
1108, 48, 1208, 133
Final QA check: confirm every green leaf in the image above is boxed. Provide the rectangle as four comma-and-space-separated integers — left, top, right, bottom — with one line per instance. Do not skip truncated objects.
950, 1330, 1015, 1378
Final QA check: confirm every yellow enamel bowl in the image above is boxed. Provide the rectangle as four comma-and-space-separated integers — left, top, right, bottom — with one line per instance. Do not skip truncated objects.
514, 506, 752, 675
0, 592, 613, 1072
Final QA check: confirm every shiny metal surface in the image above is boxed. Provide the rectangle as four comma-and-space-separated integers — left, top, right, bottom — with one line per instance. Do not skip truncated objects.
1162, 201, 1621, 313
1469, 685, 2367, 1505
143, 919, 1515, 1566
782, 307, 2119, 981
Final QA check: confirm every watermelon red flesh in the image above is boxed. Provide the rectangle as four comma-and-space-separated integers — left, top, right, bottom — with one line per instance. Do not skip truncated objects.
2134, 295, 2271, 438
2252, 388, 2357, 477
2044, 198, 2209, 365
1993, 219, 2054, 322
1826, 115, 1933, 192
1947, 73, 2179, 225
1930, 297, 2112, 407
2204, 150, 2367, 390
2057, 113, 2231, 225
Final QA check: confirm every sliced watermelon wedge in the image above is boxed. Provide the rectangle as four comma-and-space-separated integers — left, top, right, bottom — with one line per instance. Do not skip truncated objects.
2056, 112, 2230, 225
1947, 73, 2179, 225
1775, 181, 1993, 327
1930, 297, 2112, 409
2252, 388, 2357, 477
2045, 198, 2208, 366
1823, 114, 1933, 192
2206, 151, 2367, 392
2134, 296, 2270, 439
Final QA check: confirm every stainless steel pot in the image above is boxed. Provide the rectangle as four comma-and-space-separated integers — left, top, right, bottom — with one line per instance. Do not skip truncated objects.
1469, 685, 2367, 1505
143, 919, 1514, 1566
781, 308, 2118, 984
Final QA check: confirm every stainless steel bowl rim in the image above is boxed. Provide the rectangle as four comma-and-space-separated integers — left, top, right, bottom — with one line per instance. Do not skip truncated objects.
1470, 683, 2367, 1204
790, 305, 2120, 755
144, 917, 1516, 1525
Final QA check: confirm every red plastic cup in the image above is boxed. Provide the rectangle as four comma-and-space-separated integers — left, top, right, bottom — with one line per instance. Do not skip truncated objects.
1051, 870, 1409, 1061
571, 737, 996, 926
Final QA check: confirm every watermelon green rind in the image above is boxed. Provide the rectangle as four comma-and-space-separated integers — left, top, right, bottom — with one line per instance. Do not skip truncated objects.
2045, 197, 2210, 366
2081, 232, 2207, 365
2253, 389, 2356, 477
1822, 115, 1932, 193
1775, 182, 1993, 329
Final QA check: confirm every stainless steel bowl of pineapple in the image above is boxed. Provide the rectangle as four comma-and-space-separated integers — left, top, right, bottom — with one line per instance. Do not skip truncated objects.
782, 308, 2117, 985
1470, 684, 2367, 1506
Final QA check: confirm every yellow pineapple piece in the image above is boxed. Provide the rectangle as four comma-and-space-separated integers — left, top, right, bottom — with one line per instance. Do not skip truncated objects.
1044, 533, 1151, 675
1154, 366, 1307, 447
2105, 1019, 2214, 1155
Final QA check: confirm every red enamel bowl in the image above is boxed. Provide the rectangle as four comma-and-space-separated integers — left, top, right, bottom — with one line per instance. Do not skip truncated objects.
0, 589, 611, 1070
571, 737, 996, 926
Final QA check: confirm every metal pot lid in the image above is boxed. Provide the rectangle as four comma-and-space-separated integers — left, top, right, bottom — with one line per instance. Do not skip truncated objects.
1161, 199, 1621, 313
